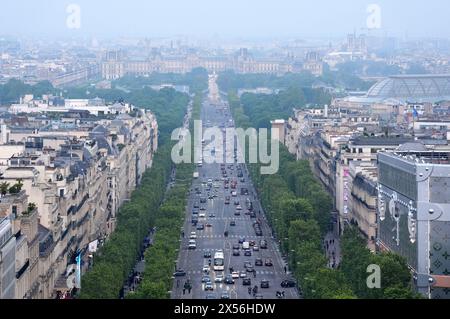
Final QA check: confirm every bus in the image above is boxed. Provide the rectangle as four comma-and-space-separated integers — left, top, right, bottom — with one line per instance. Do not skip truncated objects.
213, 250, 225, 271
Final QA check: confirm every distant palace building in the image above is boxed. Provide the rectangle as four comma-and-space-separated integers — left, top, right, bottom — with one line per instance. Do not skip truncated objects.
101, 49, 323, 79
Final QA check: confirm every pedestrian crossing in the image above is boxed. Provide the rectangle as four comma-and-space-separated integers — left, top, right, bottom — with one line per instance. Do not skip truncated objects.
186, 270, 282, 275
193, 234, 261, 239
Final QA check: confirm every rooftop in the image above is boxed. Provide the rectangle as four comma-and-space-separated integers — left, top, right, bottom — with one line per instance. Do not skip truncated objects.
367, 74, 450, 103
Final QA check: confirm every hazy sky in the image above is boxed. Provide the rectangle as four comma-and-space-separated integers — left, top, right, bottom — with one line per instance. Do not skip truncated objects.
1, 0, 449, 39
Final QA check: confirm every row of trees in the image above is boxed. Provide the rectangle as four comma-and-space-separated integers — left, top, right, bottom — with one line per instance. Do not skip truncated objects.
217, 68, 372, 93
239, 87, 330, 129
0, 79, 56, 104
128, 94, 202, 298
127, 162, 193, 298
229, 93, 418, 299
113, 67, 209, 93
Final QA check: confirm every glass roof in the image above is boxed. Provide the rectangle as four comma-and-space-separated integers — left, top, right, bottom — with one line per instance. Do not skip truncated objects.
367, 75, 450, 100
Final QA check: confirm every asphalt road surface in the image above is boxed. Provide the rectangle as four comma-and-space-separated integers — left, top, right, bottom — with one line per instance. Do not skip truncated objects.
171, 92, 298, 300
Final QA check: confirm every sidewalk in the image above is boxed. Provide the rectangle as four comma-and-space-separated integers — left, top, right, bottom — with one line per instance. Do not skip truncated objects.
324, 231, 341, 269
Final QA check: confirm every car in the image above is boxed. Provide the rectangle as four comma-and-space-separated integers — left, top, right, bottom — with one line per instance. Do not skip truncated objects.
196, 223, 205, 230
254, 293, 263, 299
281, 280, 296, 288
233, 249, 240, 256
260, 240, 268, 249
238, 237, 245, 244
234, 211, 241, 216
243, 278, 251, 286
188, 240, 196, 250
193, 202, 199, 209
233, 244, 240, 250
206, 223, 212, 228
200, 197, 207, 203
203, 265, 210, 273
204, 282, 214, 291
220, 292, 230, 299
230, 220, 236, 226
215, 275, 224, 283
244, 250, 252, 257
264, 259, 273, 267
224, 275, 234, 284
225, 199, 230, 204
209, 213, 215, 218
234, 201, 239, 206
255, 258, 263, 266
249, 240, 256, 246
240, 271, 247, 278
204, 250, 212, 258
253, 246, 259, 252
250, 212, 256, 218
202, 275, 211, 283
244, 261, 252, 268
173, 269, 186, 277
260, 280, 270, 289
231, 271, 240, 279
198, 212, 206, 218
246, 265, 254, 273
236, 205, 242, 211
205, 293, 217, 299
200, 206, 206, 211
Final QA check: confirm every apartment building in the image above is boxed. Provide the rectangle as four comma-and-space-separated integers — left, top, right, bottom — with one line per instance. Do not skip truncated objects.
0, 101, 158, 298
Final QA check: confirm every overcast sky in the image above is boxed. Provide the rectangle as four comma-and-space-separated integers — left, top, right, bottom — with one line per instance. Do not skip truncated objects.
0, 0, 449, 39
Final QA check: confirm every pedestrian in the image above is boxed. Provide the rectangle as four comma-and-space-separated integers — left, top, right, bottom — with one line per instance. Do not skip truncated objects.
248, 287, 252, 295
284, 266, 287, 273
183, 288, 186, 295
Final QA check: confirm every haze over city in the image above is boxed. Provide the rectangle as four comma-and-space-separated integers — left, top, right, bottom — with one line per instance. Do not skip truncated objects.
1, 0, 450, 39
